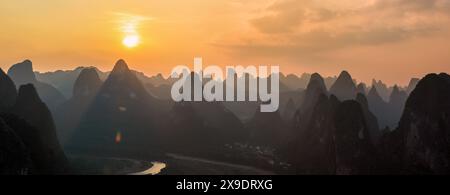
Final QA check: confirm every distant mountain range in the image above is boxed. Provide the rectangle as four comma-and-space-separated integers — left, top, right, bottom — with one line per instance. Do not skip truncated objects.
1, 59, 448, 175
32, 62, 418, 127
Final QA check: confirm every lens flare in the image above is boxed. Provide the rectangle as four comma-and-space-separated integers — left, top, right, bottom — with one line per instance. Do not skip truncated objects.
115, 131, 122, 144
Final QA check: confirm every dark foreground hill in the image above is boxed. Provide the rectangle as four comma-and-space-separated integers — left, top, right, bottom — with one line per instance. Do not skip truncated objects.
0, 75, 68, 174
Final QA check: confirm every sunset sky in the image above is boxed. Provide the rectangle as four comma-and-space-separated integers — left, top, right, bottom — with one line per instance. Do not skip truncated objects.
1, 0, 450, 85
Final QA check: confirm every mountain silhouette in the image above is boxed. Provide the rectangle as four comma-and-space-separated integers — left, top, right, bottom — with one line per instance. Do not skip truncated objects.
165, 101, 247, 153
406, 78, 420, 94
162, 102, 209, 151
278, 73, 338, 91
287, 74, 330, 169
366, 85, 408, 129
288, 71, 380, 174
188, 72, 246, 137
8, 84, 68, 174
192, 101, 247, 141
8, 60, 66, 109
288, 73, 330, 173
356, 93, 381, 144
372, 79, 391, 101
69, 59, 166, 154
333, 100, 378, 174
393, 73, 450, 174
143, 73, 177, 87
281, 98, 296, 121
0, 68, 17, 111
55, 68, 103, 145
295, 94, 340, 174
294, 95, 378, 174
222, 73, 261, 121
72, 68, 103, 99
299, 73, 328, 117
356, 83, 367, 95
144, 82, 173, 100
247, 108, 287, 147
36, 66, 175, 99
388, 85, 408, 127
36, 67, 107, 98
3, 57, 449, 175
7, 60, 36, 86
291, 73, 328, 135
280, 73, 309, 90
162, 71, 247, 153
0, 117, 31, 175
367, 86, 390, 128
329, 71, 357, 101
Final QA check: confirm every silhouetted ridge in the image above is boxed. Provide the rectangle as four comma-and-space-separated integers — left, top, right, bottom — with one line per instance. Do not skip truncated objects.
16, 84, 41, 104
69, 59, 166, 155
35, 66, 108, 98
329, 71, 357, 101
338, 71, 352, 81
372, 79, 390, 101
295, 94, 339, 174
7, 60, 66, 109
356, 83, 367, 95
288, 73, 329, 156
388, 85, 408, 127
394, 73, 450, 174
0, 68, 17, 111
0, 117, 31, 175
55, 68, 103, 145
356, 93, 381, 144
14, 84, 55, 137
195, 102, 246, 139
281, 98, 296, 121
366, 84, 408, 129
406, 78, 420, 94
73, 68, 102, 98
10, 84, 68, 174
103, 59, 151, 99
162, 102, 207, 150
291, 93, 380, 174
7, 60, 36, 86
111, 59, 130, 75
390, 85, 407, 106
301, 73, 327, 111
155, 73, 164, 80
356, 93, 369, 108
334, 100, 378, 174
367, 86, 391, 127
309, 73, 327, 92
281, 74, 308, 90
247, 109, 286, 147
162, 100, 247, 155
368, 86, 382, 100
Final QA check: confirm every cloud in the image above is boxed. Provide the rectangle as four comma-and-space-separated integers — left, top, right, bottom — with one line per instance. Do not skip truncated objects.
370, 0, 450, 12
218, 0, 450, 58
250, 0, 339, 34
112, 12, 155, 35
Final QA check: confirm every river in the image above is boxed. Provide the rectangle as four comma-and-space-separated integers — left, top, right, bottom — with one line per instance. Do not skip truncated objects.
129, 162, 167, 175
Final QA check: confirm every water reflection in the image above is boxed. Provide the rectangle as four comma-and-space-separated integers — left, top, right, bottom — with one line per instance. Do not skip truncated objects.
129, 162, 166, 175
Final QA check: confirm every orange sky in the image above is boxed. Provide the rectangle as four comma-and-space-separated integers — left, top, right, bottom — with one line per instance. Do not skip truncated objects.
1, 0, 450, 86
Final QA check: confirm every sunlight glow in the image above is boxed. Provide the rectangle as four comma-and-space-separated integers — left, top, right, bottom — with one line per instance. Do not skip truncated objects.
118, 13, 149, 48
123, 35, 140, 48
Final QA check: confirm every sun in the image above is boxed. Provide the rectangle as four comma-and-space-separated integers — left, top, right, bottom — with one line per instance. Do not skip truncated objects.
123, 34, 140, 48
